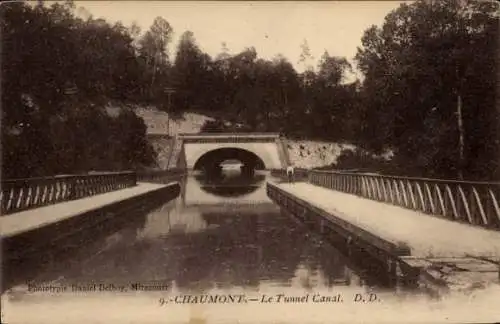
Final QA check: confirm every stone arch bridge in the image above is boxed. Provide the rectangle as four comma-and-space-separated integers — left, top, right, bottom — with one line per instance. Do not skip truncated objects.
148, 133, 290, 171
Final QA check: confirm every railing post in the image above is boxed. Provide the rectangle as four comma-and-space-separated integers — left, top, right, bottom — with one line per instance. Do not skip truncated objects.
132, 171, 137, 186
69, 176, 77, 200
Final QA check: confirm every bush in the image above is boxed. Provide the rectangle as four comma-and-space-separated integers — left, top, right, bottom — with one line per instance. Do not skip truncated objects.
316, 148, 391, 174
199, 119, 254, 133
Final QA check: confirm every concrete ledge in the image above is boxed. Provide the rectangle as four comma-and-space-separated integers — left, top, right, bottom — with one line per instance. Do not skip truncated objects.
267, 181, 500, 296
272, 182, 500, 258
267, 182, 411, 258
2, 182, 180, 263
1, 182, 176, 238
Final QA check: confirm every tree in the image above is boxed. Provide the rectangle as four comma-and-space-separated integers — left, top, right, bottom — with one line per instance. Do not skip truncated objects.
1, 2, 156, 178
137, 17, 173, 99
298, 39, 314, 73
317, 51, 352, 87
171, 31, 212, 111
355, 0, 498, 179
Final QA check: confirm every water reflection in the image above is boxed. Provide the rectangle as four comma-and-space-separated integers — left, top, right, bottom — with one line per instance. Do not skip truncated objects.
4, 173, 395, 298
193, 170, 266, 198
185, 172, 272, 206
23, 203, 361, 293
2, 202, 151, 292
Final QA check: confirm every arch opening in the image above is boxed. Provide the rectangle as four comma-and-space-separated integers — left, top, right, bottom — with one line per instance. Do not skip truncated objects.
193, 147, 266, 177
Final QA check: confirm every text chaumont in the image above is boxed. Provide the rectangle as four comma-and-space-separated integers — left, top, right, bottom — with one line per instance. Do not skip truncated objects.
172, 294, 247, 304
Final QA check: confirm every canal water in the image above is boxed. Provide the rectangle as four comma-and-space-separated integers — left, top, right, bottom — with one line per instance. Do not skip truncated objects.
4, 171, 478, 323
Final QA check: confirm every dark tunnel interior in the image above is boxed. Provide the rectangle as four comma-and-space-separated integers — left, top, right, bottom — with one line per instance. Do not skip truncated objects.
193, 148, 266, 173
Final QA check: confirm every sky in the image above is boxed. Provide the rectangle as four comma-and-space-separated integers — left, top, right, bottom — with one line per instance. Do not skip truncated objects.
72, 1, 410, 79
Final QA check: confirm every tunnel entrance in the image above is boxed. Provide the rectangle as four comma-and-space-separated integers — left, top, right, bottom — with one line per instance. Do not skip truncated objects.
193, 148, 266, 178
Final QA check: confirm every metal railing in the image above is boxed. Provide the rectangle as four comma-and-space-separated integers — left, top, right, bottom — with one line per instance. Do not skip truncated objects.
309, 170, 500, 230
179, 132, 280, 138
1, 171, 137, 215
179, 133, 280, 143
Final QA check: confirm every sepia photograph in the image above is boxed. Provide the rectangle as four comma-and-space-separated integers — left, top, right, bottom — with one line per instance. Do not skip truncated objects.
1, 0, 499, 323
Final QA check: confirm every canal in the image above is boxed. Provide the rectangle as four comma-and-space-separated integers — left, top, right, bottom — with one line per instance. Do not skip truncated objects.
4, 171, 465, 323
